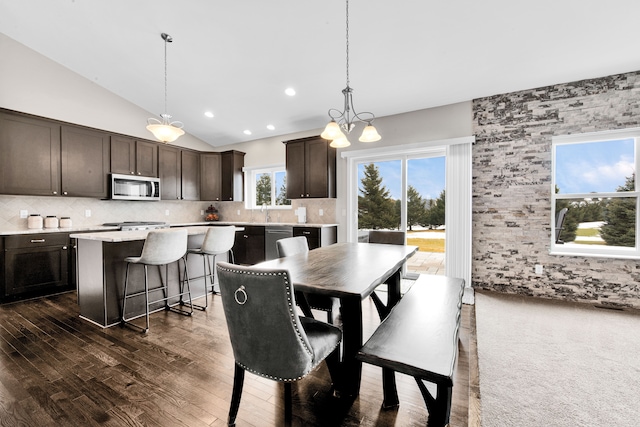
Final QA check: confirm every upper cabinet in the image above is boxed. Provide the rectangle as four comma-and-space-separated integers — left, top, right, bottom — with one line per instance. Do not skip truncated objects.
60, 125, 110, 198
0, 108, 245, 202
158, 145, 200, 201
181, 150, 200, 201
200, 152, 221, 201
0, 111, 61, 196
221, 150, 245, 201
110, 136, 158, 177
284, 136, 336, 199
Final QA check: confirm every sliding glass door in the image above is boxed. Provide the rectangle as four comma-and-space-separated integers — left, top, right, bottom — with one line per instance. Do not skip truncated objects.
355, 152, 446, 276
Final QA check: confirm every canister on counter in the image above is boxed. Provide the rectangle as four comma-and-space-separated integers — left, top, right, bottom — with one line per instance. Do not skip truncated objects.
60, 217, 72, 228
44, 215, 59, 228
28, 214, 43, 229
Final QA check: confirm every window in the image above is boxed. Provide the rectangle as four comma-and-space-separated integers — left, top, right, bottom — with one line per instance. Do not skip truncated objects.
551, 128, 639, 258
245, 165, 291, 209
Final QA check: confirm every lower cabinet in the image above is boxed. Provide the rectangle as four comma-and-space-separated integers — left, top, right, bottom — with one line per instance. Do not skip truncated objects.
232, 226, 266, 265
293, 226, 337, 250
1, 233, 73, 303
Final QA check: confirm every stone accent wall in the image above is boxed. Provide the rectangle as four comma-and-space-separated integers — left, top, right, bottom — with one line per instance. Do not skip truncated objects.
472, 71, 640, 309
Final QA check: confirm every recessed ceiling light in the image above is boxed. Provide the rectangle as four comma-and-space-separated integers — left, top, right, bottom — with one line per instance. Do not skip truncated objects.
267, 124, 275, 130
285, 87, 296, 96
204, 111, 214, 118
243, 130, 252, 135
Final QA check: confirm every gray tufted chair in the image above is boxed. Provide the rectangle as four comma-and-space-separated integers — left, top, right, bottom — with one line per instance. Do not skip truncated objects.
216, 261, 342, 426
368, 230, 406, 318
276, 236, 340, 324
184, 225, 236, 310
121, 229, 192, 333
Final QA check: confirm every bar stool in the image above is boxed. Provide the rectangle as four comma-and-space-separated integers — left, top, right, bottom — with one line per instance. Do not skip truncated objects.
184, 226, 235, 310
121, 229, 193, 333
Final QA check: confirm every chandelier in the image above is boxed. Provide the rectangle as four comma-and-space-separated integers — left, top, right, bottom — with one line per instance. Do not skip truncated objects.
146, 33, 185, 143
321, 0, 381, 148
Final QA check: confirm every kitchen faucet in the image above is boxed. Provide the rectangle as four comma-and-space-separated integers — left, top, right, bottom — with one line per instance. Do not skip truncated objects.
261, 202, 270, 223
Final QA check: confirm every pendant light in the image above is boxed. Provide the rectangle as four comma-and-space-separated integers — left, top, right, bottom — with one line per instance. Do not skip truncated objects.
321, 0, 381, 148
146, 33, 185, 143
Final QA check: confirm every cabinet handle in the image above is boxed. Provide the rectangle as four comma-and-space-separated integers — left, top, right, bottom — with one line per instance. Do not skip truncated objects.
138, 172, 141, 175
62, 246, 68, 250
303, 231, 311, 235
30, 239, 46, 243
243, 235, 248, 239
52, 191, 57, 195
63, 191, 68, 195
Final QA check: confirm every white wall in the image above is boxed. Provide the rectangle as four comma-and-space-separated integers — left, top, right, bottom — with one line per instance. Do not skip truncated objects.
0, 33, 212, 152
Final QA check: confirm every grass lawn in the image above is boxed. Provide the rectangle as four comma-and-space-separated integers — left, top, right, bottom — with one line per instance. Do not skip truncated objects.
576, 228, 601, 237
407, 230, 444, 253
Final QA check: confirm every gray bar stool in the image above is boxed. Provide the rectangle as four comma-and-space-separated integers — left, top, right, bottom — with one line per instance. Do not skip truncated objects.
183, 225, 236, 310
121, 228, 193, 333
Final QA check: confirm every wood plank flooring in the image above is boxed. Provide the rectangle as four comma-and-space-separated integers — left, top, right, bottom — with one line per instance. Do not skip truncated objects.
0, 291, 476, 426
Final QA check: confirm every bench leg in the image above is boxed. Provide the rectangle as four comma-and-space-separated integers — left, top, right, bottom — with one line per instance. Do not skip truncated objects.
381, 368, 399, 408
415, 378, 452, 427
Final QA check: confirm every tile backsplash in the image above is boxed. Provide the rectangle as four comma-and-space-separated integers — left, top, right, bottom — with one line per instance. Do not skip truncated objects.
0, 195, 337, 231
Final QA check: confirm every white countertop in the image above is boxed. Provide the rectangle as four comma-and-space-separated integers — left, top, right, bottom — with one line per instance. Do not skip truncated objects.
174, 221, 338, 227
71, 226, 213, 242
1, 221, 337, 236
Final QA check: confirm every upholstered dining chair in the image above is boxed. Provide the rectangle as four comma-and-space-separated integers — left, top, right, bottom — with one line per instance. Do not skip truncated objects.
276, 236, 340, 324
216, 262, 342, 426
184, 225, 236, 310
368, 230, 406, 318
121, 228, 193, 333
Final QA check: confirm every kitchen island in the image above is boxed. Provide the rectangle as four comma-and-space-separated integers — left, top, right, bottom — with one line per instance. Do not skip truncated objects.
72, 226, 219, 327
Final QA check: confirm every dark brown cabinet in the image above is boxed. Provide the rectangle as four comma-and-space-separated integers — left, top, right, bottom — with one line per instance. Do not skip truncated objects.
159, 145, 181, 200
293, 226, 337, 249
201, 152, 222, 201
0, 111, 61, 196
110, 136, 158, 177
232, 226, 265, 265
61, 125, 110, 198
284, 136, 336, 199
158, 145, 200, 200
181, 150, 200, 201
1, 233, 72, 302
221, 150, 245, 201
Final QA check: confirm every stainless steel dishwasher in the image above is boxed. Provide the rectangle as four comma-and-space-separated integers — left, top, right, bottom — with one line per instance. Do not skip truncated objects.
265, 226, 293, 260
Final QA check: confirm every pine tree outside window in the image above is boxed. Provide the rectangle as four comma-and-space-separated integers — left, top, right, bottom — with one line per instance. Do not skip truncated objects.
246, 166, 291, 210
551, 129, 640, 259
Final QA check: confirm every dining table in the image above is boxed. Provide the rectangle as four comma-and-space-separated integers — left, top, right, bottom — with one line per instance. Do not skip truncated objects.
255, 241, 418, 398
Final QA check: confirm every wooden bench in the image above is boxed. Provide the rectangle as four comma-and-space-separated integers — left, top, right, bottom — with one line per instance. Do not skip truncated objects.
357, 275, 465, 427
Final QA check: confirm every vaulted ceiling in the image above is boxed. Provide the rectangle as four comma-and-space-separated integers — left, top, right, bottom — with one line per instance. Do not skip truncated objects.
3, 0, 640, 147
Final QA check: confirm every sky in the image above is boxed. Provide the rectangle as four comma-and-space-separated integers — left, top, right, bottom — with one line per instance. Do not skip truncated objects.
357, 156, 446, 200
555, 138, 635, 194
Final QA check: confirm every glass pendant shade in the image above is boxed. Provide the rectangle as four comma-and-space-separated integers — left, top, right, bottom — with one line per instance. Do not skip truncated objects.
359, 124, 381, 142
147, 114, 185, 143
146, 122, 185, 143
330, 135, 351, 148
321, 120, 342, 140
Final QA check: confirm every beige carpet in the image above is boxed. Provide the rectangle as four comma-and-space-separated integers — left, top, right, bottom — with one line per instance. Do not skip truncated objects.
475, 291, 640, 427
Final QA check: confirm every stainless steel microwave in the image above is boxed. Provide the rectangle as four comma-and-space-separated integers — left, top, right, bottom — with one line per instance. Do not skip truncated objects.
109, 174, 161, 201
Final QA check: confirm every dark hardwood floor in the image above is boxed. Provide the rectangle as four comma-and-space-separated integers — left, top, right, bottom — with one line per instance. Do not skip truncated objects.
0, 291, 476, 426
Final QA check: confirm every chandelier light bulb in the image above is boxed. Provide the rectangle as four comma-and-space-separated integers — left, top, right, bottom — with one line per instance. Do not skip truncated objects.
330, 134, 351, 148
321, 120, 342, 140
359, 124, 381, 142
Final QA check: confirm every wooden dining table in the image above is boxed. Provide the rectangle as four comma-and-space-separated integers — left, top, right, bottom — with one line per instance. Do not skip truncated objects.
256, 241, 418, 397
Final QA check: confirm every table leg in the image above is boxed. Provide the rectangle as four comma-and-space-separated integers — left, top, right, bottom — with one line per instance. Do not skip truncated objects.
381, 268, 402, 407
336, 295, 363, 398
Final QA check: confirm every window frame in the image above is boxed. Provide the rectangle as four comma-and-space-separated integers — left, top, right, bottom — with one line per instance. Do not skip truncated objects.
551, 128, 640, 259
244, 164, 291, 210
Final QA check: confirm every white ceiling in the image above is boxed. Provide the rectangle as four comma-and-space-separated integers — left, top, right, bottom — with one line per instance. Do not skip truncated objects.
2, 0, 640, 147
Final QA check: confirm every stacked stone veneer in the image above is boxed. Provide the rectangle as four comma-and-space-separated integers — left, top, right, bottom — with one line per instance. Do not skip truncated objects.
472, 71, 640, 310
